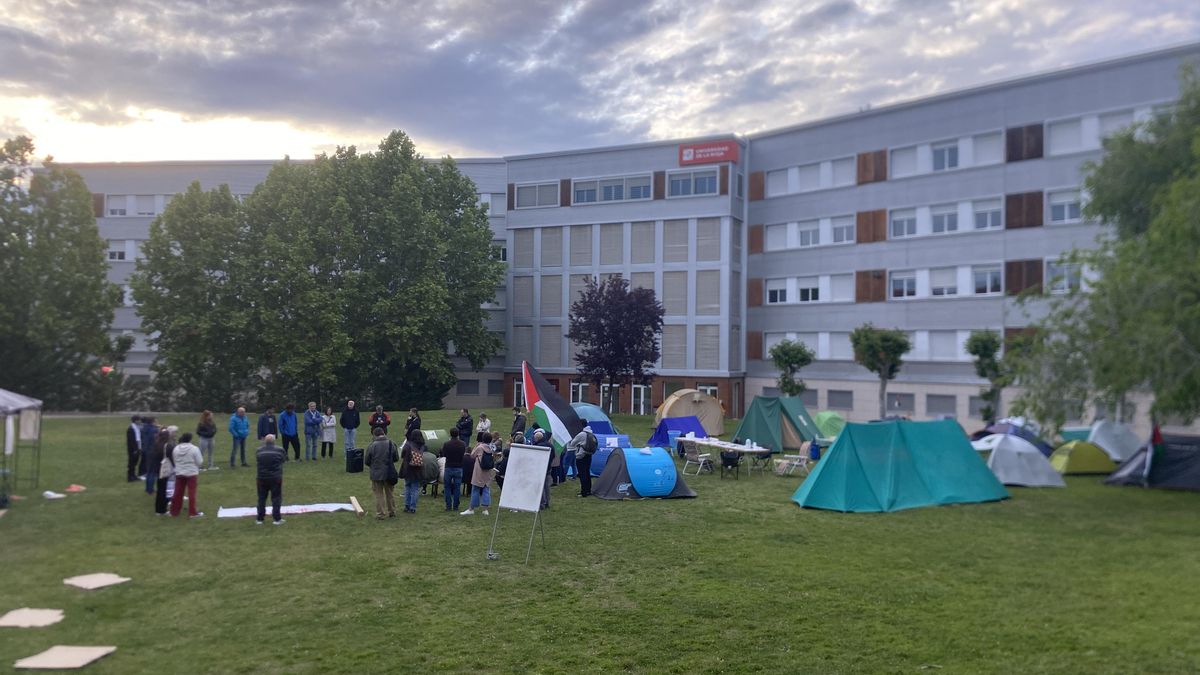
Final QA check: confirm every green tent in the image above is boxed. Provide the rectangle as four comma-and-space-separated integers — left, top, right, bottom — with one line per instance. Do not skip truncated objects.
813, 411, 846, 439
1058, 427, 1090, 442
732, 396, 820, 452
793, 419, 1009, 513
1050, 440, 1116, 475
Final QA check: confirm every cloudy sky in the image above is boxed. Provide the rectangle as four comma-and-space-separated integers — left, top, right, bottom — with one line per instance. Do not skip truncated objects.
1, 0, 1197, 162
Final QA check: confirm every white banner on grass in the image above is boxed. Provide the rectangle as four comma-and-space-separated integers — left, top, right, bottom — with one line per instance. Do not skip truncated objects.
216, 503, 354, 518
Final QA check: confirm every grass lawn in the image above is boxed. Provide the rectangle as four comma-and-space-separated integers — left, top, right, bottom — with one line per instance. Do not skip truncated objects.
2, 410, 1199, 673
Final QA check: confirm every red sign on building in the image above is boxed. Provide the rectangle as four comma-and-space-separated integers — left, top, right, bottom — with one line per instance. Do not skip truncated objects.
678, 140, 740, 166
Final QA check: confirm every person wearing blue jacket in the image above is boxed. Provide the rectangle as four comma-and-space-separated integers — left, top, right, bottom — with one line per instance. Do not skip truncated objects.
278, 403, 301, 461
303, 402, 322, 462
140, 416, 159, 492
228, 407, 250, 467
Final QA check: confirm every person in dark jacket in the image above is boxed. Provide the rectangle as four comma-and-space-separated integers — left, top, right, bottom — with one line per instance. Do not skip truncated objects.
461, 432, 475, 498
255, 435, 286, 525
196, 410, 218, 470
340, 400, 361, 453
141, 416, 159, 493
150, 427, 173, 513
400, 429, 426, 513
369, 406, 391, 435
126, 415, 141, 481
303, 402, 322, 462
405, 408, 421, 437
278, 403, 300, 460
439, 428, 467, 512
511, 407, 526, 437
530, 429, 555, 510
364, 427, 399, 519
257, 407, 277, 441
455, 409, 473, 444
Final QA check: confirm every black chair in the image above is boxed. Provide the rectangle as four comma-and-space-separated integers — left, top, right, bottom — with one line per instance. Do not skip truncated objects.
719, 450, 741, 480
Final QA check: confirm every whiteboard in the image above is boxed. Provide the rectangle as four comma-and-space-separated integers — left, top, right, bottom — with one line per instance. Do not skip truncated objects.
498, 444, 550, 513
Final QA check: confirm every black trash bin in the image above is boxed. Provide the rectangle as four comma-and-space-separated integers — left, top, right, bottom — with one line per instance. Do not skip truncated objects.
345, 447, 364, 473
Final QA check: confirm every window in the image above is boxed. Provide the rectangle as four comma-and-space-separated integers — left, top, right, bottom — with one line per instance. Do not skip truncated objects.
1099, 110, 1135, 137
599, 179, 624, 202
765, 224, 788, 251
696, 383, 719, 398
570, 381, 589, 403
574, 180, 597, 204
929, 331, 959, 361
490, 194, 506, 216
540, 275, 562, 316
890, 209, 916, 238
886, 392, 915, 413
932, 141, 959, 171
631, 221, 655, 264
736, 173, 744, 198
663, 271, 688, 314
890, 271, 916, 299
930, 267, 958, 297
492, 240, 508, 262
927, 394, 957, 416
829, 332, 853, 359
628, 176, 652, 200
599, 223, 623, 265
515, 182, 558, 208
973, 199, 1002, 230
514, 381, 525, 408
830, 274, 854, 302
973, 132, 1003, 165
631, 384, 651, 415
797, 163, 820, 191
696, 270, 720, 315
795, 389, 815, 408
541, 227, 562, 267
1047, 118, 1083, 155
570, 225, 592, 266
693, 171, 717, 195
891, 146, 917, 177
488, 379, 503, 396
661, 325, 686, 369
631, 271, 654, 292
456, 379, 480, 396
1046, 261, 1082, 294
513, 230, 534, 268
766, 169, 789, 197
931, 204, 958, 233
122, 285, 135, 307
135, 195, 155, 216
828, 390, 853, 410
106, 195, 127, 216
107, 240, 126, 261
973, 265, 1002, 295
968, 395, 986, 418
569, 274, 590, 304
512, 276, 534, 316
668, 173, 691, 196
764, 332, 786, 354
797, 221, 819, 247
539, 325, 562, 367
797, 277, 819, 303
696, 218, 721, 261
766, 278, 787, 304
663, 220, 688, 262
831, 157, 855, 186
695, 326, 720, 369
1049, 190, 1082, 223
832, 216, 855, 243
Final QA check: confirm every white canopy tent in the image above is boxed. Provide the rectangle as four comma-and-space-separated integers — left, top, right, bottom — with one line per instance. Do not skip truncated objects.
974, 433, 1065, 488
1, 388, 44, 496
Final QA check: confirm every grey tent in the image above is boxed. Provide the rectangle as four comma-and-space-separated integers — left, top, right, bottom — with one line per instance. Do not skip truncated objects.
1, 388, 44, 495
1105, 435, 1200, 491
592, 447, 696, 500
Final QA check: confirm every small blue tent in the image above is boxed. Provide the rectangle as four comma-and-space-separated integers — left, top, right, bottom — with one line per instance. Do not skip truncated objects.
571, 403, 619, 434
591, 447, 697, 500
647, 416, 707, 447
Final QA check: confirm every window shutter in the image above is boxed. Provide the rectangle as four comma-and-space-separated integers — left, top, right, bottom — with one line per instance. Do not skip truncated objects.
748, 171, 765, 201
663, 220, 688, 262
600, 223, 623, 265
1005, 192, 1044, 229
653, 171, 666, 200
559, 179, 571, 207
631, 271, 654, 292
1024, 259, 1043, 294
1005, 260, 1041, 295
1006, 126, 1025, 162
856, 150, 887, 184
696, 218, 720, 261
570, 225, 592, 266
747, 278, 763, 307
719, 165, 730, 196
730, 270, 741, 316
513, 230, 534, 267
92, 193, 105, 218
539, 326, 562, 367
541, 227, 562, 267
1004, 326, 1037, 347
695, 270, 720, 315
856, 270, 886, 302
631, 222, 655, 264
507, 183, 515, 210
569, 274, 590, 307
662, 272, 688, 315
1023, 124, 1044, 160
695, 325, 720, 370
511, 326, 533, 364
540, 275, 562, 316
661, 325, 686, 369
512, 276, 534, 316
831, 274, 854, 301
748, 224, 764, 254
746, 330, 763, 361
856, 210, 886, 243
1023, 191, 1044, 227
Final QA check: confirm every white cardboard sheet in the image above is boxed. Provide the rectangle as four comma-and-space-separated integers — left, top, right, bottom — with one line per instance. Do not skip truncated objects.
14, 646, 116, 669
0, 608, 64, 628
216, 502, 353, 518
63, 573, 130, 590
497, 444, 550, 513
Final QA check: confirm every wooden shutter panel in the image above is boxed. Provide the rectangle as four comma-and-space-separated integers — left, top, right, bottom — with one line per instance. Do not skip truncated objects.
719, 165, 729, 196
748, 171, 765, 201
856, 150, 887, 184
1005, 259, 1043, 295
856, 270, 886, 303
1023, 191, 1044, 227
748, 224, 764, 254
856, 210, 886, 243
1006, 126, 1025, 162
746, 330, 763, 361
560, 179, 571, 207
747, 278, 763, 307
1023, 124, 1044, 160
874, 150, 888, 181
92, 193, 105, 218
1005, 193, 1025, 229
506, 183, 515, 211
1024, 259, 1043, 294
653, 171, 666, 200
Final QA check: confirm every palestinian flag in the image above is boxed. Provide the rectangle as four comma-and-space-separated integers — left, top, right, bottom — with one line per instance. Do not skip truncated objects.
1144, 424, 1166, 482
522, 361, 585, 450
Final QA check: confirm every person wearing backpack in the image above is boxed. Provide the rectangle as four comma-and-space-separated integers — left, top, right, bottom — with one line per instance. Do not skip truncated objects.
566, 426, 598, 497
460, 432, 494, 516
364, 427, 399, 519
400, 429, 427, 514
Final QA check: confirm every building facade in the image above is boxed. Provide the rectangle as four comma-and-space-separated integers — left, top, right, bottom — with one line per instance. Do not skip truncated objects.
65, 43, 1199, 428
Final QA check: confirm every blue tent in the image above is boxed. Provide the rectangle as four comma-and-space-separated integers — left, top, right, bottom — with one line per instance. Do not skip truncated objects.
647, 416, 707, 447
571, 402, 619, 433
589, 435, 632, 476
591, 447, 697, 500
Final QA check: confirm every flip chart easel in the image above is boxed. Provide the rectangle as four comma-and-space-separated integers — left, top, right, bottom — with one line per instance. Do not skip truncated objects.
487, 443, 550, 564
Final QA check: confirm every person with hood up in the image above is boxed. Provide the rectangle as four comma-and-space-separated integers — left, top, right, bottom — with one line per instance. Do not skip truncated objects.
565, 425, 598, 498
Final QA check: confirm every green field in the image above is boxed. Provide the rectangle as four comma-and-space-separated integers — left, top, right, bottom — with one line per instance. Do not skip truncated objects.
1, 411, 1198, 674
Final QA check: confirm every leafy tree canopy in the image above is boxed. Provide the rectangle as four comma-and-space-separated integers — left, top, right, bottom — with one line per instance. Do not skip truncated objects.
769, 339, 814, 397
850, 324, 912, 419
567, 276, 664, 412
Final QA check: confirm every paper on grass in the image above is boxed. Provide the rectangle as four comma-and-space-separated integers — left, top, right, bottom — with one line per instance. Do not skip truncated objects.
216, 503, 354, 518
0, 608, 64, 628
14, 646, 116, 669
63, 573, 130, 590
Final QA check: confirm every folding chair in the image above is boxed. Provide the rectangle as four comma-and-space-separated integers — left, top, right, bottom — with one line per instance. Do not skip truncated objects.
719, 450, 741, 479
682, 445, 713, 475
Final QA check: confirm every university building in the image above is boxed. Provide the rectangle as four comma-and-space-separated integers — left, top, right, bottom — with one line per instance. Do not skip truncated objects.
67, 43, 1199, 427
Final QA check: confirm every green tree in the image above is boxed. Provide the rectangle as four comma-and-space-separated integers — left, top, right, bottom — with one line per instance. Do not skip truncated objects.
1010, 67, 1200, 428
850, 324, 912, 419
0, 136, 124, 409
768, 339, 814, 397
965, 329, 1008, 424
567, 276, 664, 414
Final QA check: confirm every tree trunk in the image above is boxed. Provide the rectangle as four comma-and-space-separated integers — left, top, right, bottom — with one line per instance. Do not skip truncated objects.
878, 377, 887, 419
